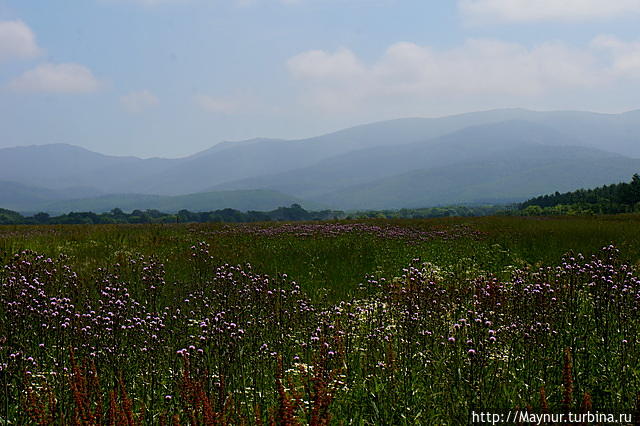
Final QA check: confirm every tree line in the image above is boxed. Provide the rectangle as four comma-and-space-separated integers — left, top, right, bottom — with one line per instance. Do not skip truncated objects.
520, 174, 640, 215
0, 203, 512, 225
0, 204, 343, 225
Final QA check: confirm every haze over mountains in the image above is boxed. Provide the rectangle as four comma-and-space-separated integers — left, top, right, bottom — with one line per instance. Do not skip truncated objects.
2, 108, 639, 213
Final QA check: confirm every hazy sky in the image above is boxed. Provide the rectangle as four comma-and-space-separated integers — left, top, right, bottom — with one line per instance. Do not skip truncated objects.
1, 0, 640, 158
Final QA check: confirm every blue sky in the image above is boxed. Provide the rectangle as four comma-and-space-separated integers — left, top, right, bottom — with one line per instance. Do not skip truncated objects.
1, 0, 640, 157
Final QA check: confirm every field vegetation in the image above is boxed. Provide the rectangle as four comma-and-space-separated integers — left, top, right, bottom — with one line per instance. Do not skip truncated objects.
1, 215, 640, 424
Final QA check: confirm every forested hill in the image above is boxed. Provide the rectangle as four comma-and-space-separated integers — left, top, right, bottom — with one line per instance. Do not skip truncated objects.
521, 174, 640, 214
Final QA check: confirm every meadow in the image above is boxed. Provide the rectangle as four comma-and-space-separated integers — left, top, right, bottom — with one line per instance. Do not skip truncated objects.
1, 215, 640, 424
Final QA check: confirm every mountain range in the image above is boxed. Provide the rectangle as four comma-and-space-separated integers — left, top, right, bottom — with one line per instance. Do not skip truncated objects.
1, 108, 639, 212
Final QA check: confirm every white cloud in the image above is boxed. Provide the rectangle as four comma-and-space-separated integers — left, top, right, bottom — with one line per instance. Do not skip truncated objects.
0, 20, 41, 62
8, 63, 101, 94
459, 0, 640, 23
287, 39, 604, 112
592, 35, 640, 78
121, 90, 159, 113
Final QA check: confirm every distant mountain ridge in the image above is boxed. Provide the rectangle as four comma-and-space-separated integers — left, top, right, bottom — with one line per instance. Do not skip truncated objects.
1, 108, 639, 212
210, 120, 594, 199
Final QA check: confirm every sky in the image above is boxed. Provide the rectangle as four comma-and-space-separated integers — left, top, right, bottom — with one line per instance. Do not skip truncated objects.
1, 0, 640, 158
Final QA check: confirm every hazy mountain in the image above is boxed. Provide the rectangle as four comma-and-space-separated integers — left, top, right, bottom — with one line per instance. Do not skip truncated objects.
36, 189, 319, 214
211, 120, 589, 199
2, 108, 640, 210
122, 116, 508, 195
316, 150, 640, 210
0, 143, 173, 192
186, 138, 287, 158
282, 108, 640, 157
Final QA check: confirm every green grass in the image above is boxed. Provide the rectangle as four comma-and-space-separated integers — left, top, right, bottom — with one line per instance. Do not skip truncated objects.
3, 215, 640, 300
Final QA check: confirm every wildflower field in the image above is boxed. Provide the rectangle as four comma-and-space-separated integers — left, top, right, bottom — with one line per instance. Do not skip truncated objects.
1, 215, 640, 424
